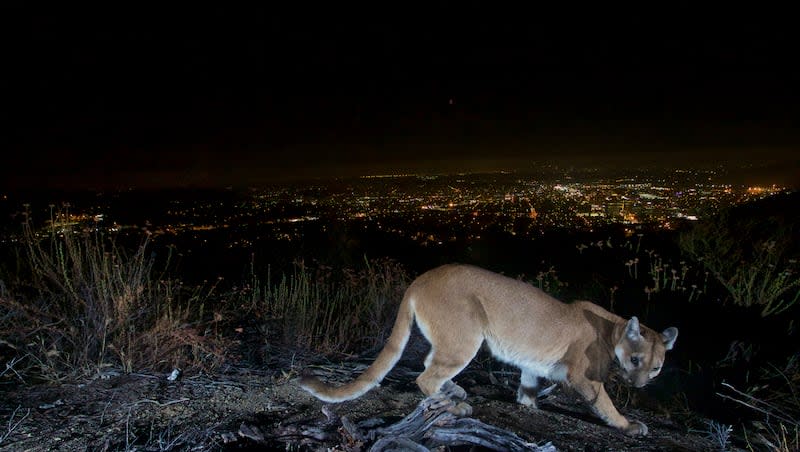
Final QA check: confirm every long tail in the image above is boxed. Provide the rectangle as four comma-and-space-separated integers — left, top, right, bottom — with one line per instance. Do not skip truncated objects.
298, 293, 415, 402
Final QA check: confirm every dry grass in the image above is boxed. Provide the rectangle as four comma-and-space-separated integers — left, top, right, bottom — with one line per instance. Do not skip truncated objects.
717, 364, 800, 452
679, 209, 800, 317
0, 212, 229, 381
248, 257, 409, 354
0, 209, 412, 382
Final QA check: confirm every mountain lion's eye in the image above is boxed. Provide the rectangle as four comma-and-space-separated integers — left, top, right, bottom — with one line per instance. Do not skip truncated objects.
652, 366, 661, 372
630, 356, 640, 366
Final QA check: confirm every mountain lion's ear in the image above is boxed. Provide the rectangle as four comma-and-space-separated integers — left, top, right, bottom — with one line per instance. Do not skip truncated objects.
661, 327, 678, 350
625, 316, 642, 341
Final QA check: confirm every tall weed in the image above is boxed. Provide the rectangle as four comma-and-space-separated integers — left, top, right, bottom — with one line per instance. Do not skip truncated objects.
253, 257, 408, 354
0, 211, 227, 381
679, 209, 800, 317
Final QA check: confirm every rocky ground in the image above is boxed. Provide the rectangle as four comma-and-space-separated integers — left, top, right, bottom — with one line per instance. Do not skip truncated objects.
0, 342, 741, 452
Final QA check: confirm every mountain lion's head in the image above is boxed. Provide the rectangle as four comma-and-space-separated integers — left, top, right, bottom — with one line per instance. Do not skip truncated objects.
614, 316, 678, 388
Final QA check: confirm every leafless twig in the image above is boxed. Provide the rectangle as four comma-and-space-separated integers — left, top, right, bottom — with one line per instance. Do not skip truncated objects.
0, 405, 31, 445
0, 354, 28, 383
716, 382, 798, 427
126, 398, 190, 408
99, 392, 116, 427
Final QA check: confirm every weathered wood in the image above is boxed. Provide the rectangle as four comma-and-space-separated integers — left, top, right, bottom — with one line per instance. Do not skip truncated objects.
361, 395, 556, 452
238, 423, 265, 442
370, 436, 431, 451
273, 385, 555, 450
343, 415, 372, 442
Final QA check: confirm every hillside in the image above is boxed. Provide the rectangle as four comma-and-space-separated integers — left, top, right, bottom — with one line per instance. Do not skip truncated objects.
2, 344, 728, 452
2, 191, 798, 451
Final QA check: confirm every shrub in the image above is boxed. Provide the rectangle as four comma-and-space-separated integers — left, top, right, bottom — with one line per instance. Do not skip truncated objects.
679, 206, 800, 317
252, 257, 409, 354
0, 211, 227, 381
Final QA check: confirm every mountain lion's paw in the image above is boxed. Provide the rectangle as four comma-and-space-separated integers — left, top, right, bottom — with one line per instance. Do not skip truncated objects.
446, 401, 473, 416
440, 381, 467, 400
624, 420, 648, 436
516, 388, 538, 408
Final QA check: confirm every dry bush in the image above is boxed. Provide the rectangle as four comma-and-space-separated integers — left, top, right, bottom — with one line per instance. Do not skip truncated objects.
717, 356, 800, 452
679, 208, 800, 317
250, 257, 409, 354
0, 212, 228, 381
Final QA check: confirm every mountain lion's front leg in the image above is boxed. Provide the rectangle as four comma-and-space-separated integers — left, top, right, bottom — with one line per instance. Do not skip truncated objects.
571, 378, 648, 436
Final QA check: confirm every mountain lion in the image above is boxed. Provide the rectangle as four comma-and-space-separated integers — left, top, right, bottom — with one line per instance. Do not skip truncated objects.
299, 264, 678, 436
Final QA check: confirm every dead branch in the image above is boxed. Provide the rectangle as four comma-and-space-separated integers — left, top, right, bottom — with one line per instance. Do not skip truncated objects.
0, 405, 31, 445
717, 382, 798, 427
362, 395, 556, 452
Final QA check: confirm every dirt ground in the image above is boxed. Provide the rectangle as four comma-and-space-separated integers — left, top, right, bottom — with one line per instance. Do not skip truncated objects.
0, 342, 740, 452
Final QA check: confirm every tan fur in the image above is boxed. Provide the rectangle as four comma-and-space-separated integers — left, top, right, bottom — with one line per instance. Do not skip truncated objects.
299, 264, 678, 436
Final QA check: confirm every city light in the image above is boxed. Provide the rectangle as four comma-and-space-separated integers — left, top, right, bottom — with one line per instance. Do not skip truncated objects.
6, 169, 786, 249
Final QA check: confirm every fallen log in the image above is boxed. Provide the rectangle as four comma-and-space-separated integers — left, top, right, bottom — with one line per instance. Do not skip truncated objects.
346, 395, 556, 452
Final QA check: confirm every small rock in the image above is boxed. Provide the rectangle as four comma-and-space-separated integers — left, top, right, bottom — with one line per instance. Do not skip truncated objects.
220, 432, 237, 443
167, 368, 182, 381
39, 399, 64, 410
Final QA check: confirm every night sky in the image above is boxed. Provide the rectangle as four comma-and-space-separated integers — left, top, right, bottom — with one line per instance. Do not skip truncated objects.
3, 5, 799, 189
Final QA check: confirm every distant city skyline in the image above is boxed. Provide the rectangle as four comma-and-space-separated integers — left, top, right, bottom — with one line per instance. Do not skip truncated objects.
5, 170, 786, 237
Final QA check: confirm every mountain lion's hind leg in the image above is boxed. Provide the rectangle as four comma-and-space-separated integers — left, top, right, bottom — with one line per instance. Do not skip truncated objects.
416, 339, 480, 397
416, 335, 482, 416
